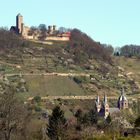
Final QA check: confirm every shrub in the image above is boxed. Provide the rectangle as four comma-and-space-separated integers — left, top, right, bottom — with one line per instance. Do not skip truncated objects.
73, 76, 89, 84
33, 96, 41, 103
34, 106, 42, 112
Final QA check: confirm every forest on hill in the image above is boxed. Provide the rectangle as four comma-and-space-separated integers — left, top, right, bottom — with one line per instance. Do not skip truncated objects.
0, 28, 113, 64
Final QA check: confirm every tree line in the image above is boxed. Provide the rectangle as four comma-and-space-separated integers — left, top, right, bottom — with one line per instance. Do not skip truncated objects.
114, 45, 140, 58
66, 29, 113, 65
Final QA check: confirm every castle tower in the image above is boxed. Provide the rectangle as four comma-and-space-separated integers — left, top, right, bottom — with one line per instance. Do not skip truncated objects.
118, 88, 128, 109
48, 26, 53, 31
102, 94, 109, 119
48, 25, 53, 34
16, 13, 23, 34
95, 95, 101, 112
53, 25, 56, 31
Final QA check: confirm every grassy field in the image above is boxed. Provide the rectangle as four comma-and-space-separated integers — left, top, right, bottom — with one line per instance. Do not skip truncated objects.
19, 75, 85, 99
115, 56, 140, 74
115, 56, 140, 88
1, 39, 140, 100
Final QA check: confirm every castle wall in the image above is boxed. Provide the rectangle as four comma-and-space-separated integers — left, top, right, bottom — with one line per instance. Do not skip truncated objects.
23, 36, 69, 41
45, 36, 69, 41
22, 26, 30, 38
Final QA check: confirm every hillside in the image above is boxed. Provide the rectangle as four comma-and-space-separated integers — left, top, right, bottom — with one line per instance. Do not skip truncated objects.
0, 28, 140, 100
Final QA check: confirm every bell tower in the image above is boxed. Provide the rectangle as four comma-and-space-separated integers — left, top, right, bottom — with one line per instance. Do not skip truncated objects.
118, 88, 128, 109
103, 94, 109, 119
16, 13, 23, 34
95, 95, 101, 112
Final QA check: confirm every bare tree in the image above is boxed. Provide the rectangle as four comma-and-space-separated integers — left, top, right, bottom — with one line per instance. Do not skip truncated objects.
0, 83, 28, 140
38, 24, 47, 41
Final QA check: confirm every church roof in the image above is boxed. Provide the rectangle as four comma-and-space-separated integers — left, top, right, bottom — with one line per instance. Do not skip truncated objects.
109, 108, 120, 115
118, 95, 127, 101
118, 88, 127, 101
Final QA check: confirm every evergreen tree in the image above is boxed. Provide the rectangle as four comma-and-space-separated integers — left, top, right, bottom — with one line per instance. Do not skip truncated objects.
82, 113, 91, 125
47, 106, 66, 140
75, 109, 83, 124
88, 109, 98, 125
106, 114, 112, 124
135, 116, 140, 127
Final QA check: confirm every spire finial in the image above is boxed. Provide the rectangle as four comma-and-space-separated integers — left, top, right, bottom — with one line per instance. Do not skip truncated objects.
96, 94, 100, 104
104, 93, 107, 104
121, 87, 124, 96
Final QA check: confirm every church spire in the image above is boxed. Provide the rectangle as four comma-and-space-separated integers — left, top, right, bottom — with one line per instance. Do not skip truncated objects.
103, 93, 109, 119
118, 87, 128, 109
96, 94, 100, 104
103, 93, 107, 105
95, 94, 101, 113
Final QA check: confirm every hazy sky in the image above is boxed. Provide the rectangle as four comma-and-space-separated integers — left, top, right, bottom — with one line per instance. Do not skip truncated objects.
0, 0, 140, 47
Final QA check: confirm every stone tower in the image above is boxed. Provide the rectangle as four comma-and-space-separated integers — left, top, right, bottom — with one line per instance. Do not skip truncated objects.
53, 25, 56, 31
118, 88, 128, 109
102, 94, 109, 119
95, 95, 101, 112
48, 26, 53, 31
16, 13, 23, 34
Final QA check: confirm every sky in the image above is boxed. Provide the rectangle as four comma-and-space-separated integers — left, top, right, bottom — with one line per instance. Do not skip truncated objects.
0, 0, 140, 47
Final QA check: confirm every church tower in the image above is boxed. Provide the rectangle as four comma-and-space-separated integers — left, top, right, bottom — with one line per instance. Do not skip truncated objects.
118, 88, 128, 109
102, 94, 109, 119
95, 95, 101, 112
16, 13, 23, 34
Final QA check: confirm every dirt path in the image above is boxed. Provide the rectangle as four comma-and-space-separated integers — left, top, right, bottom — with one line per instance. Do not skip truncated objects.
27, 95, 137, 101
0, 60, 20, 67
5, 72, 90, 77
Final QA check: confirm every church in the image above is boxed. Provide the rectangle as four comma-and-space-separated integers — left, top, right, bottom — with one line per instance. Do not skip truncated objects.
95, 88, 128, 119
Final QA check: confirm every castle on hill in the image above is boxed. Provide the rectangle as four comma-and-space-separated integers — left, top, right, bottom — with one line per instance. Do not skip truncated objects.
95, 88, 128, 118
10, 13, 70, 41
